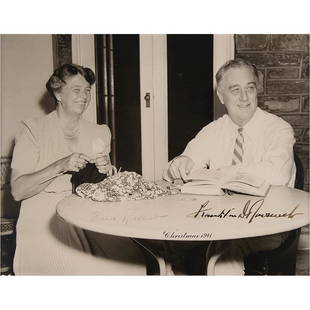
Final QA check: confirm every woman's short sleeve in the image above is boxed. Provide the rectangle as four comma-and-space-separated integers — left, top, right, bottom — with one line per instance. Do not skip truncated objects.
100, 124, 111, 154
88, 124, 112, 158
11, 119, 39, 177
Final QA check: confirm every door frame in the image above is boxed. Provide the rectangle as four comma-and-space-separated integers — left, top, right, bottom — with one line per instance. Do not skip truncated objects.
139, 34, 234, 181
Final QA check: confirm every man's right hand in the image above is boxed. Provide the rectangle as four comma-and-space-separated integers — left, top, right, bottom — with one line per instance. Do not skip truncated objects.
165, 155, 194, 182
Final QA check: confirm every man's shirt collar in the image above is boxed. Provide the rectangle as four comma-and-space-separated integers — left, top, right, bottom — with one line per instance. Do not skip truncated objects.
227, 107, 262, 140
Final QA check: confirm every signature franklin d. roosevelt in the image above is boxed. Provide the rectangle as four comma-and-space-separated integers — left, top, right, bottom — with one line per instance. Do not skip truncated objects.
188, 199, 303, 224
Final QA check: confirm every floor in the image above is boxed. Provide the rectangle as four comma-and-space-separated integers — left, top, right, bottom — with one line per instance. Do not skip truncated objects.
296, 250, 309, 275
296, 225, 309, 275
1, 232, 309, 276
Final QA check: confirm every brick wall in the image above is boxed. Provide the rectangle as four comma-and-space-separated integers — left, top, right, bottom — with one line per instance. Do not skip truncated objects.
235, 34, 309, 191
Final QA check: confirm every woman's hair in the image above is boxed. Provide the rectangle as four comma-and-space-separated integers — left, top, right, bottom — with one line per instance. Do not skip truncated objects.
216, 58, 259, 89
46, 63, 96, 104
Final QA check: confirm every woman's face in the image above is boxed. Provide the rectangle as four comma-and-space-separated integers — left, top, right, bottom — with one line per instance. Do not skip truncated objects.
56, 74, 91, 116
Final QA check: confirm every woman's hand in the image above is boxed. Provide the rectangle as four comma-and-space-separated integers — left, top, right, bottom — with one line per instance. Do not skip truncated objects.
11, 152, 91, 201
93, 154, 111, 174
61, 153, 91, 173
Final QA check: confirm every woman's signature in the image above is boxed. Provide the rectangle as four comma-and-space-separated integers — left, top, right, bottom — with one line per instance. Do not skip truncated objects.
188, 199, 304, 224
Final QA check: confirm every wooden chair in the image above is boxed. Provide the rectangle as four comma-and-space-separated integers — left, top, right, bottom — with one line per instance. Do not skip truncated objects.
244, 152, 304, 275
0, 218, 16, 275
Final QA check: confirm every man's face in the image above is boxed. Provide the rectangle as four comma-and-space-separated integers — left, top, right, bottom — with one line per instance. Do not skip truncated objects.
217, 66, 258, 127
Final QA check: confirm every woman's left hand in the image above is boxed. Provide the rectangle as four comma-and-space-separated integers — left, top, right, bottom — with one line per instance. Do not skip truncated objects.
93, 154, 111, 174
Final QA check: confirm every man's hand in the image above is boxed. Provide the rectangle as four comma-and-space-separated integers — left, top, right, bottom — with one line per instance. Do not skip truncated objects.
166, 155, 194, 181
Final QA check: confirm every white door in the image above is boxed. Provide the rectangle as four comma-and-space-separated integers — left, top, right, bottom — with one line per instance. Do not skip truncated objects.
139, 34, 234, 181
139, 35, 168, 181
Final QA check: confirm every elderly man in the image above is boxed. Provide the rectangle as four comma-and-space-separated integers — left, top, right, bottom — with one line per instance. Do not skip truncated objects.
164, 58, 296, 275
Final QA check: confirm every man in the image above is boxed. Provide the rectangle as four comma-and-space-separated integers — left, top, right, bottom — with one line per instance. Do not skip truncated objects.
164, 58, 296, 275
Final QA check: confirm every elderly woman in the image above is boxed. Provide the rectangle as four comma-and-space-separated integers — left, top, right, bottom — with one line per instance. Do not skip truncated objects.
11, 64, 146, 275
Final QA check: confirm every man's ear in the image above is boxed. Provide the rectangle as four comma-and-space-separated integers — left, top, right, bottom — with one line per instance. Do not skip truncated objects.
257, 71, 264, 94
217, 89, 224, 105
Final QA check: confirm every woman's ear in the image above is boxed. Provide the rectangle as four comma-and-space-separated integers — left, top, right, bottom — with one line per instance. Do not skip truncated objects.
55, 94, 61, 103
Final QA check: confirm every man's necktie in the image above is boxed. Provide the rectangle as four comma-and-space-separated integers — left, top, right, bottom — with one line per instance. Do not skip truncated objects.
232, 128, 244, 165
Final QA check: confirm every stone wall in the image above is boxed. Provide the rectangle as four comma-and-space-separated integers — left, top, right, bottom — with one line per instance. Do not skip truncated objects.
235, 34, 309, 191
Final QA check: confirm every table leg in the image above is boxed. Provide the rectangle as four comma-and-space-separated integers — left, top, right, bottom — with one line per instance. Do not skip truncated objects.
165, 241, 209, 275
132, 239, 209, 275
132, 238, 173, 275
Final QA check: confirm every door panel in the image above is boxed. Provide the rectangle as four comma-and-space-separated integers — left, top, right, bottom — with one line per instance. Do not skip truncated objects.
113, 35, 142, 174
95, 34, 142, 174
167, 35, 214, 160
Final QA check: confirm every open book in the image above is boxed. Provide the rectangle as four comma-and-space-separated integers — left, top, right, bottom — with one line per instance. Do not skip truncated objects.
181, 169, 271, 197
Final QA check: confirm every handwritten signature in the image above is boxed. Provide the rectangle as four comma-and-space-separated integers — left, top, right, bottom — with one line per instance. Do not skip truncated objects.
188, 199, 304, 224
89, 211, 168, 224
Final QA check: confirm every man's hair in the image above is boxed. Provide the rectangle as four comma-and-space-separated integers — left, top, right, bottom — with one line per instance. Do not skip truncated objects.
216, 58, 259, 89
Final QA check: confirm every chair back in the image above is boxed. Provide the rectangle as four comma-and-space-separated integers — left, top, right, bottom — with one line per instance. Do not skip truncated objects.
294, 151, 304, 190
244, 150, 304, 275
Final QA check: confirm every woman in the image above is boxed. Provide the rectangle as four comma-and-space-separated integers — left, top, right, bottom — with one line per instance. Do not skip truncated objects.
10, 64, 146, 275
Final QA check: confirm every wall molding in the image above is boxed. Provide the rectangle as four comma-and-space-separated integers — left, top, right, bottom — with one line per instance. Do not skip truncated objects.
213, 34, 235, 119
71, 34, 97, 123
52, 35, 72, 69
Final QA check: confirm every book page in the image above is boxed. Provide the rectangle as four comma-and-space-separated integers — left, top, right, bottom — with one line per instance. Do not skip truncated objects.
180, 181, 224, 195
186, 170, 270, 196
224, 172, 264, 188
187, 169, 225, 185
181, 169, 226, 195
221, 172, 271, 196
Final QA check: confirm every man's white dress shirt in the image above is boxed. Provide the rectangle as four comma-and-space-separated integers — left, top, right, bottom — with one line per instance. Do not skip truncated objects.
182, 107, 296, 187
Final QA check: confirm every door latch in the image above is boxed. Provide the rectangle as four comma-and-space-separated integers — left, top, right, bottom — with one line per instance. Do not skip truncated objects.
144, 92, 151, 108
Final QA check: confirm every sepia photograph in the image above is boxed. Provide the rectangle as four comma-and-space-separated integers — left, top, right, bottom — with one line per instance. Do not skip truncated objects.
1, 1, 310, 308
1, 33, 309, 277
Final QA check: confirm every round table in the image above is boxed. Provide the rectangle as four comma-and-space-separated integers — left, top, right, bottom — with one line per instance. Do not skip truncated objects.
57, 186, 309, 241
57, 186, 309, 275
